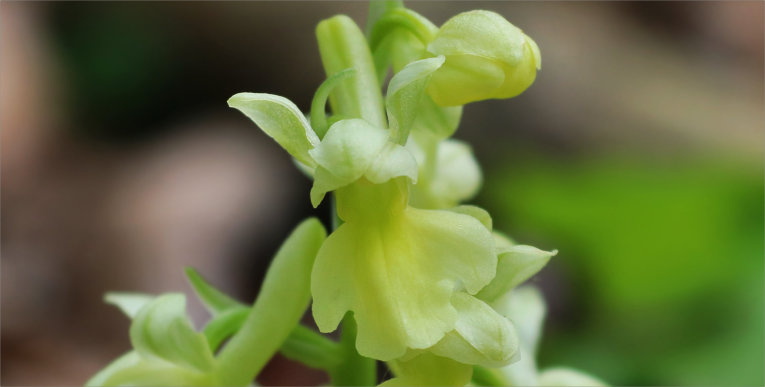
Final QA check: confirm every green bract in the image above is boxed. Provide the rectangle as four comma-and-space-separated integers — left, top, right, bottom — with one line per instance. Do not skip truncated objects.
427, 10, 541, 106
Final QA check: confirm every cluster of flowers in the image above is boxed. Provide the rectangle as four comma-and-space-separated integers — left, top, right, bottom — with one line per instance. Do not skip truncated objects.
87, 3, 604, 386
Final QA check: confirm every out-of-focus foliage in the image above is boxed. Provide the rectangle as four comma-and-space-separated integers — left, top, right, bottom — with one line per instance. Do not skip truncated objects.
482, 153, 763, 386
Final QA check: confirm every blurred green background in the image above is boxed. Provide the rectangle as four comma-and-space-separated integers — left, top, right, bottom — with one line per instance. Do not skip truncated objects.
1, 1, 762, 385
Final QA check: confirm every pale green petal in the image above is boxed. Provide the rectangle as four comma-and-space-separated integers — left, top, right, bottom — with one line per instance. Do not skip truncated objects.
130, 294, 215, 372
477, 246, 556, 302
493, 230, 517, 250
538, 368, 608, 387
449, 205, 492, 231
312, 181, 496, 360
382, 352, 473, 386
386, 56, 445, 144
427, 55, 505, 106
310, 166, 352, 207
309, 119, 389, 181
228, 93, 319, 168
492, 36, 540, 99
365, 142, 419, 185
431, 293, 518, 367
411, 139, 482, 208
426, 10, 540, 105
428, 10, 525, 66
527, 34, 542, 70
494, 286, 547, 386
369, 7, 438, 80
410, 94, 462, 140
104, 293, 155, 319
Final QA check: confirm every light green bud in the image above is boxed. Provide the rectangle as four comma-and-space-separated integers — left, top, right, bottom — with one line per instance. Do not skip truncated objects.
426, 10, 541, 106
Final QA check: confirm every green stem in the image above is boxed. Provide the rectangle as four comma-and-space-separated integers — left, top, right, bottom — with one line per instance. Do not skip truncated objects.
330, 314, 377, 386
316, 14, 387, 128
281, 325, 344, 370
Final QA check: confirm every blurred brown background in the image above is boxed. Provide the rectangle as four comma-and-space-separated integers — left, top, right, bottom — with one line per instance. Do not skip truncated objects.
1, 1, 762, 386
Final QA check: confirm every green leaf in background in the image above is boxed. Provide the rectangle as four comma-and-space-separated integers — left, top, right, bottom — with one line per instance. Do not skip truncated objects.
483, 154, 764, 385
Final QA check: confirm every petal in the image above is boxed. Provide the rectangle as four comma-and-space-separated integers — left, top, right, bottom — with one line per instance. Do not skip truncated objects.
449, 205, 492, 231
309, 166, 352, 207
431, 293, 519, 367
477, 245, 556, 302
426, 54, 505, 106
428, 10, 525, 67
386, 56, 445, 144
410, 139, 482, 209
492, 36, 540, 99
312, 181, 496, 360
104, 293, 155, 319
228, 93, 319, 168
426, 11, 539, 105
130, 294, 215, 372
382, 352, 473, 386
365, 142, 419, 185
411, 94, 462, 140
493, 286, 547, 386
309, 119, 389, 181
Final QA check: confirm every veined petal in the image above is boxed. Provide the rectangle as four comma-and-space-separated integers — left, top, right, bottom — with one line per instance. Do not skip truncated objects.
492, 35, 540, 99
431, 293, 519, 367
382, 352, 473, 387
365, 142, 419, 185
409, 139, 482, 209
310, 166, 353, 207
428, 10, 525, 66
309, 119, 418, 206
494, 286, 546, 386
309, 119, 389, 181
130, 294, 215, 373
228, 93, 319, 168
386, 56, 445, 144
311, 181, 496, 360
477, 245, 556, 302
427, 55, 505, 106
449, 205, 492, 231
